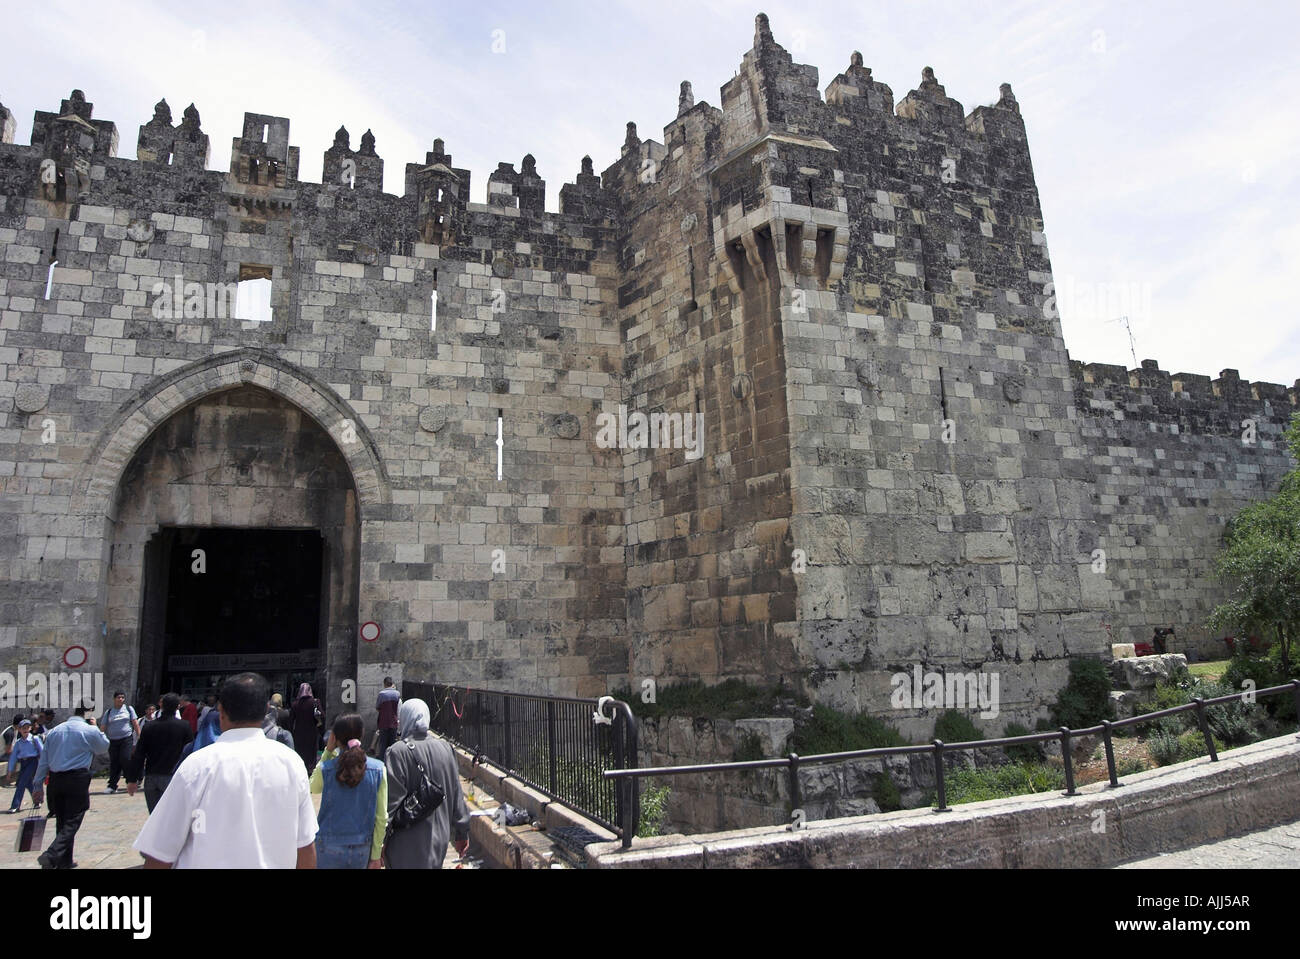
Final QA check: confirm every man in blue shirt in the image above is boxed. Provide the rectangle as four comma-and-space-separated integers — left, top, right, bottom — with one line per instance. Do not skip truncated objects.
33, 706, 110, 869
100, 692, 140, 793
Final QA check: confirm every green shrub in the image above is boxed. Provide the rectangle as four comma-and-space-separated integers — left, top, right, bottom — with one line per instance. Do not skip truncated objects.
1001, 722, 1043, 764
1223, 648, 1296, 721
1116, 754, 1151, 776
1153, 712, 1190, 737
1050, 658, 1115, 729
933, 710, 983, 744
1223, 650, 1277, 697
1151, 728, 1222, 767
1175, 729, 1221, 762
1152, 678, 1193, 712
790, 705, 908, 754
942, 762, 1065, 805
1197, 681, 1263, 746
733, 730, 764, 762
873, 772, 902, 812
1149, 729, 1182, 766
637, 783, 671, 838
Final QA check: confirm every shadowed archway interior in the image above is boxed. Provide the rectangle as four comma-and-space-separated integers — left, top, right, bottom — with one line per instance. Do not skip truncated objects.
104, 385, 360, 709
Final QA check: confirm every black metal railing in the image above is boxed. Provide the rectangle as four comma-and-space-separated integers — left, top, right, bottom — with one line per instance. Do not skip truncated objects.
403, 681, 639, 839
604, 680, 1300, 845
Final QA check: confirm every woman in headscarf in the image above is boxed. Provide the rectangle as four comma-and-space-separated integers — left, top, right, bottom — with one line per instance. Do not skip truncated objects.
382, 699, 471, 869
289, 682, 323, 773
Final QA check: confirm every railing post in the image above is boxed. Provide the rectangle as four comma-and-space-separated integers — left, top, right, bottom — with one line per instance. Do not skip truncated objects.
932, 740, 949, 812
621, 703, 640, 839
610, 706, 635, 849
1292, 681, 1300, 738
547, 700, 558, 794
620, 776, 635, 849
787, 753, 801, 818
476, 691, 484, 753
503, 696, 513, 771
1192, 698, 1219, 761
1101, 720, 1119, 788
1060, 727, 1076, 796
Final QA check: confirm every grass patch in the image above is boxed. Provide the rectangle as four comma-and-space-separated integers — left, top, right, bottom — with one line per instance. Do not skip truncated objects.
1002, 722, 1045, 764
790, 705, 909, 754
1189, 659, 1229, 681
933, 709, 983, 744
873, 772, 902, 812
637, 783, 671, 838
941, 762, 1065, 805
613, 678, 806, 721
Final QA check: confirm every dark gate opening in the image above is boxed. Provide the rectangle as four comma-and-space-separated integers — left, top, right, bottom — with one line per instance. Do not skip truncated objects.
138, 527, 326, 706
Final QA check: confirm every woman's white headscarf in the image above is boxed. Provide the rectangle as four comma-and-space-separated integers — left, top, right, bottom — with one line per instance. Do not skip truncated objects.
399, 698, 430, 739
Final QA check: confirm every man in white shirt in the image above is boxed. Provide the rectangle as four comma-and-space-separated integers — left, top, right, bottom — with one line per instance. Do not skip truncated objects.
133, 672, 317, 869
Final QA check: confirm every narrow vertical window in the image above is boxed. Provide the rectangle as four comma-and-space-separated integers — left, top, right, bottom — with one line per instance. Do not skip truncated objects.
44, 229, 60, 301
496, 410, 504, 481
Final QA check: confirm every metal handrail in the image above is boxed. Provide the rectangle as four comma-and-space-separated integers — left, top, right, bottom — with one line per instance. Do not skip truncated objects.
403, 680, 639, 840
604, 679, 1300, 844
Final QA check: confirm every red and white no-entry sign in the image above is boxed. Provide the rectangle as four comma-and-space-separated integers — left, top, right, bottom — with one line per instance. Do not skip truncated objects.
360, 621, 381, 643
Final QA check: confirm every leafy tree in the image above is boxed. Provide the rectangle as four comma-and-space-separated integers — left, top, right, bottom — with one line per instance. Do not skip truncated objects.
1208, 414, 1300, 673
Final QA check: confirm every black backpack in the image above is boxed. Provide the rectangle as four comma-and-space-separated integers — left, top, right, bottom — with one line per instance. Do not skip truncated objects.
388, 741, 444, 831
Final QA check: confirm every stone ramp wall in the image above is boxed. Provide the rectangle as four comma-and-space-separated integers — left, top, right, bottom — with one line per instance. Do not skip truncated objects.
589, 733, 1300, 868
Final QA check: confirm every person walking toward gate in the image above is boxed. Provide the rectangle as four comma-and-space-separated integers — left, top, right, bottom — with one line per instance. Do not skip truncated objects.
179, 695, 199, 734
33, 706, 110, 869
375, 678, 400, 759
382, 699, 470, 869
5, 719, 43, 812
290, 683, 323, 773
100, 692, 140, 793
125, 693, 193, 812
311, 714, 387, 868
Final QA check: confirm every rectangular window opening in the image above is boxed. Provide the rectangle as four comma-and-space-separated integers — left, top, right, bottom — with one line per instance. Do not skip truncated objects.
235, 264, 274, 323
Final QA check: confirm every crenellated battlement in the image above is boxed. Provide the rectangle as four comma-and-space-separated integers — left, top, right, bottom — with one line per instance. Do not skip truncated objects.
1071, 358, 1299, 433
0, 13, 1031, 261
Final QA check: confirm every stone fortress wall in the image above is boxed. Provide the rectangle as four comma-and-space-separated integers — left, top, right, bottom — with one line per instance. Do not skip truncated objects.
0, 13, 1293, 736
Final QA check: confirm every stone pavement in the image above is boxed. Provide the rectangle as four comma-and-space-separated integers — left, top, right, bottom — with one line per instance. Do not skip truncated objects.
0, 771, 485, 869
1116, 820, 1300, 869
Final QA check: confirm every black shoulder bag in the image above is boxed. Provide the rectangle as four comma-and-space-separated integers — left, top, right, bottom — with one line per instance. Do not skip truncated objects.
389, 741, 445, 832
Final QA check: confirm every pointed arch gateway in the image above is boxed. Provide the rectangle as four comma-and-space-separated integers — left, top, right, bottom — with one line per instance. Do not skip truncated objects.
75, 348, 389, 520
77, 349, 390, 712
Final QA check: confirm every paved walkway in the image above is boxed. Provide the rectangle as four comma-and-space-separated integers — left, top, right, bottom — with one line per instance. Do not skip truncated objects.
0, 771, 486, 869
1117, 820, 1300, 868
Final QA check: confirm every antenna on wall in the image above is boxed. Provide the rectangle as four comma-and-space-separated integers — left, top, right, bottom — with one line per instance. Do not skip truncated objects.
1109, 315, 1138, 368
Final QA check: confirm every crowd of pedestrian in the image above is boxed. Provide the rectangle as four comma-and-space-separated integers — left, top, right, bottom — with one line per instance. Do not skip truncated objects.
8, 673, 471, 869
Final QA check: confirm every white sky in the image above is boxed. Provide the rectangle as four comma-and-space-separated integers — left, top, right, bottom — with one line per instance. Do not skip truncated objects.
7, 0, 1298, 386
